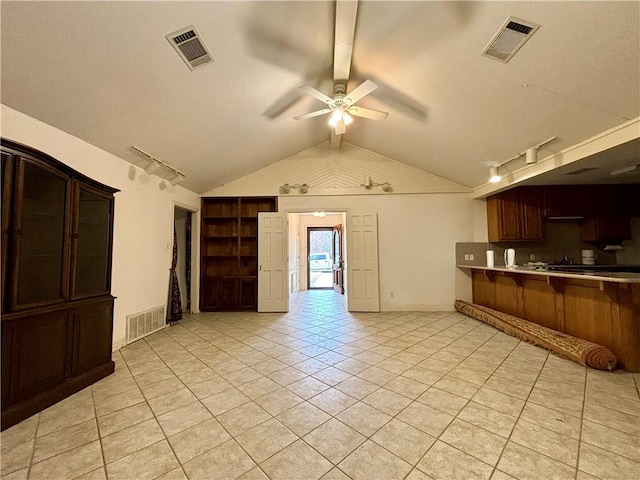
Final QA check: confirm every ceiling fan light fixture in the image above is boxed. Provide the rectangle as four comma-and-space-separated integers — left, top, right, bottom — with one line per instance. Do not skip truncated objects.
328, 109, 342, 127
342, 112, 353, 126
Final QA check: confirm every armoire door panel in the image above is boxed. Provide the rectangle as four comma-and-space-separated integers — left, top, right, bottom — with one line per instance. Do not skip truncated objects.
71, 298, 114, 376
71, 184, 114, 299
9, 309, 69, 403
12, 159, 70, 309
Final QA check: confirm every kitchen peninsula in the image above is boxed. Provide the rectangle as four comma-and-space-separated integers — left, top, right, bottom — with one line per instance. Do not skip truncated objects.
458, 265, 640, 372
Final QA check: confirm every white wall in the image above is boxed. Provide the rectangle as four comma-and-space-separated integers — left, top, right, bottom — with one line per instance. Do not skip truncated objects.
1, 106, 201, 349
279, 195, 481, 311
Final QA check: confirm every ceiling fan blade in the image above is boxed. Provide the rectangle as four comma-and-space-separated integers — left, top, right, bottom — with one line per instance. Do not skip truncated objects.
293, 108, 332, 121
334, 116, 346, 135
334, 0, 358, 82
299, 85, 334, 105
347, 105, 389, 121
345, 79, 378, 105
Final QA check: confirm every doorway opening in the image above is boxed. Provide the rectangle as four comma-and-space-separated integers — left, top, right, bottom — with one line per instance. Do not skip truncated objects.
281, 211, 349, 312
307, 227, 333, 289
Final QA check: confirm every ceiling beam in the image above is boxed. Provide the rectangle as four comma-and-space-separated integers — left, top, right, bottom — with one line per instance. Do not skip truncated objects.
332, 0, 358, 149
333, 0, 358, 84
330, 130, 342, 149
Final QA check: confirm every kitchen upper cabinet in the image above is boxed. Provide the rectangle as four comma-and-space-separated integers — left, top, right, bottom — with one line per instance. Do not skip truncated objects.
543, 186, 593, 217
487, 185, 638, 245
579, 185, 635, 243
1, 139, 118, 430
487, 187, 543, 242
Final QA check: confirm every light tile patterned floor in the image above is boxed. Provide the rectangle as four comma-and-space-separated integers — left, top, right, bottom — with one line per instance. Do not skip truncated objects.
2, 290, 640, 480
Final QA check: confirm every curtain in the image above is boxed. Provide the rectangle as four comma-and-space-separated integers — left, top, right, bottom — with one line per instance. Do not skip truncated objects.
167, 226, 183, 323
185, 212, 192, 312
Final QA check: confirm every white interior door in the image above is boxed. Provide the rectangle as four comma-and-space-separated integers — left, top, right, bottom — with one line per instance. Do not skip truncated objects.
347, 212, 380, 312
258, 212, 288, 312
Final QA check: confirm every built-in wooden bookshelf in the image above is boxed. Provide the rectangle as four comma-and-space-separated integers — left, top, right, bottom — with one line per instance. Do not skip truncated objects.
200, 197, 277, 310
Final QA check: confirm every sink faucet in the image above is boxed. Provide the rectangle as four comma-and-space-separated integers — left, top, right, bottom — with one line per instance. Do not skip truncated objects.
559, 256, 573, 265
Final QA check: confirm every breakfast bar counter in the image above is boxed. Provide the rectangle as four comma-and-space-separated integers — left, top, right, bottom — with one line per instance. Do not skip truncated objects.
458, 265, 640, 371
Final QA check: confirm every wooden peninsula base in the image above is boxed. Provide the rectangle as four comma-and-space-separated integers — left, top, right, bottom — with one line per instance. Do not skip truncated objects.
463, 267, 640, 372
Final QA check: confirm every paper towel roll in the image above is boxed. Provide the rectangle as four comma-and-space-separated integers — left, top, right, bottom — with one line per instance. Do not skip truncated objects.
486, 250, 494, 267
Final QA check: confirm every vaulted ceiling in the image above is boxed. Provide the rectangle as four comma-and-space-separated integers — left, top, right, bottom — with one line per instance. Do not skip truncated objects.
1, 1, 638, 194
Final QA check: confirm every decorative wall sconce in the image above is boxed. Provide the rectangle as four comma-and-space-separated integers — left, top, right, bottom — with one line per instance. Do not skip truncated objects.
279, 183, 309, 194
487, 136, 557, 184
133, 146, 186, 186
361, 176, 391, 192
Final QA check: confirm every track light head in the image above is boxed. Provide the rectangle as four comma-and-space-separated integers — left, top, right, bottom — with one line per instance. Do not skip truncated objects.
489, 166, 502, 183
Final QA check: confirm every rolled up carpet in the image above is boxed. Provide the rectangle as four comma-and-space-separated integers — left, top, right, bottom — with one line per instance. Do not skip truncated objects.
455, 300, 617, 371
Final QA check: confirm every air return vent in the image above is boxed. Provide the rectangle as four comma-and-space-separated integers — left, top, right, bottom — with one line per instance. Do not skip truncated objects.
126, 305, 165, 344
482, 17, 540, 63
166, 25, 213, 70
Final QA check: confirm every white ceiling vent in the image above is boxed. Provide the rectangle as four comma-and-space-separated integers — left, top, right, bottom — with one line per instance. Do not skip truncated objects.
482, 17, 540, 63
166, 26, 213, 70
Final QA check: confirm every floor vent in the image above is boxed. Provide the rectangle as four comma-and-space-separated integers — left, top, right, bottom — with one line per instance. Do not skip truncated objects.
126, 305, 165, 344
482, 17, 540, 63
166, 25, 213, 71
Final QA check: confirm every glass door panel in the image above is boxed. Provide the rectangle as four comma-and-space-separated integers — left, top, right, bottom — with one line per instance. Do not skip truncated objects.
14, 160, 68, 307
72, 187, 112, 298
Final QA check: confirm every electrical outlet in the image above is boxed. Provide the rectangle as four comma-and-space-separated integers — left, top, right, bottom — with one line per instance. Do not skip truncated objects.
464, 254, 470, 261
530, 253, 536, 260
469, 254, 475, 261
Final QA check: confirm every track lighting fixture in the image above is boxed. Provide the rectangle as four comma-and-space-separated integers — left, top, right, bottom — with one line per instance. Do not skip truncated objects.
361, 176, 391, 191
169, 173, 185, 186
279, 183, 309, 194
487, 137, 557, 184
144, 159, 162, 174
489, 166, 502, 183
132, 146, 186, 186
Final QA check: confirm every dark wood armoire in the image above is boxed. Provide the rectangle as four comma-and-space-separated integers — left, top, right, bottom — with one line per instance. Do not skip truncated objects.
1, 139, 118, 430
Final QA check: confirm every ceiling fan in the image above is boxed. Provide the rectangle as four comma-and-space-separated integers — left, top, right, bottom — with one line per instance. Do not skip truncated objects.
293, 80, 389, 135
292, 0, 388, 143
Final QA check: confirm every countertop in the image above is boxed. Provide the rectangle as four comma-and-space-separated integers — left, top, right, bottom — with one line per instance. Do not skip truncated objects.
457, 265, 640, 283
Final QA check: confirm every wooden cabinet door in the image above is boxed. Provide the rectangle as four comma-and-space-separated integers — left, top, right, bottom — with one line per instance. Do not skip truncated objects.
70, 298, 114, 376
70, 183, 114, 300
487, 191, 520, 242
498, 190, 521, 240
10, 158, 71, 310
519, 188, 543, 241
543, 186, 592, 217
239, 279, 257, 309
6, 309, 70, 404
1, 153, 14, 311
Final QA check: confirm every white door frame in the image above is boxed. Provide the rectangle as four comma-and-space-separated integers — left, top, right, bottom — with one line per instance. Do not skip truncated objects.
284, 208, 379, 313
